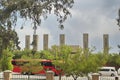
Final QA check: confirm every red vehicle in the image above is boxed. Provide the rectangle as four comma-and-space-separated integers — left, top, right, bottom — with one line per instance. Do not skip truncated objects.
12, 59, 61, 76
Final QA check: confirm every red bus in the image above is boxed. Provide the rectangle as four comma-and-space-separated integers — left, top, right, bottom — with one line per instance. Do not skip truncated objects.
12, 59, 61, 76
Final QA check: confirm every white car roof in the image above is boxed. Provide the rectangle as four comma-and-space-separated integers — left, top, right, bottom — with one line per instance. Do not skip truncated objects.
100, 67, 115, 69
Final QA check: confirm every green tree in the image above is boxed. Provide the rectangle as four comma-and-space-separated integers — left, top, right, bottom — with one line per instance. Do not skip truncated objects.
0, 26, 20, 56
106, 54, 120, 69
48, 45, 72, 80
63, 50, 107, 80
48, 45, 107, 80
20, 59, 42, 74
40, 50, 55, 59
19, 50, 42, 74
13, 49, 42, 59
0, 0, 74, 55
0, 0, 74, 31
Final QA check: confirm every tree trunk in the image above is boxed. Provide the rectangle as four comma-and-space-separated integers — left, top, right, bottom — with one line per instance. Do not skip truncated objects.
72, 75, 78, 80
59, 73, 62, 80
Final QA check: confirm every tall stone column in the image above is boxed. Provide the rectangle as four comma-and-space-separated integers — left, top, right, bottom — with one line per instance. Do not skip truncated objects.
25, 35, 30, 50
60, 34, 65, 46
83, 33, 89, 57
43, 34, 49, 50
103, 34, 109, 54
33, 35, 38, 51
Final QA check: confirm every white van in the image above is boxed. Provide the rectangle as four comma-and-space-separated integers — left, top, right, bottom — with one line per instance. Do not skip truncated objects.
98, 67, 118, 76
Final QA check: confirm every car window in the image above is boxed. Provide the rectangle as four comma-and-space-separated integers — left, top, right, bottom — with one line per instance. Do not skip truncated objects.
99, 69, 109, 71
111, 69, 115, 71
41, 62, 53, 66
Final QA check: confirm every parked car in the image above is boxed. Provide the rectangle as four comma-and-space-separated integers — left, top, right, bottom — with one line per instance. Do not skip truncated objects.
98, 67, 118, 76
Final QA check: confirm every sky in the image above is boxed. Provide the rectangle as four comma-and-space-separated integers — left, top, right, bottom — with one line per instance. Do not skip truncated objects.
16, 0, 120, 53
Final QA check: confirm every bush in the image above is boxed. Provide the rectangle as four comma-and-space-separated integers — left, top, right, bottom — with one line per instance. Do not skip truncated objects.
0, 49, 13, 71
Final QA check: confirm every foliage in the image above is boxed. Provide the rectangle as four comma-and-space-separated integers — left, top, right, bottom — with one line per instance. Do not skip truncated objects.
12, 50, 24, 59
81, 53, 107, 74
0, 49, 13, 71
13, 49, 42, 59
51, 45, 72, 80
47, 45, 107, 80
40, 50, 54, 59
13, 49, 54, 59
0, 26, 20, 56
16, 50, 42, 74
64, 50, 107, 80
20, 59, 43, 74
106, 54, 120, 69
0, 0, 74, 29
12, 46, 107, 80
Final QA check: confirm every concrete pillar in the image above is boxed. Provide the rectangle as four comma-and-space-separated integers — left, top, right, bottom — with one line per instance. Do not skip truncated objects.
33, 35, 38, 51
83, 33, 89, 57
103, 34, 109, 54
92, 73, 99, 80
25, 35, 30, 50
43, 34, 49, 50
46, 71, 54, 80
60, 34, 65, 46
4, 70, 12, 80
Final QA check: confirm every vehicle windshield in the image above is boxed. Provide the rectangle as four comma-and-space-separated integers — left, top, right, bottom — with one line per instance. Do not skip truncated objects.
99, 69, 110, 71
41, 62, 53, 66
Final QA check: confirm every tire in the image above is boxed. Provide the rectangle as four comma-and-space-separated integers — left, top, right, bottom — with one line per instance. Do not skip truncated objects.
54, 73, 58, 76
22, 72, 27, 75
111, 74, 114, 76
52, 72, 58, 76
99, 73, 102, 76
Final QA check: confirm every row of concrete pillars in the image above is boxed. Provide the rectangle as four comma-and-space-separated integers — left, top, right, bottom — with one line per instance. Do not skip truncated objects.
25, 33, 109, 54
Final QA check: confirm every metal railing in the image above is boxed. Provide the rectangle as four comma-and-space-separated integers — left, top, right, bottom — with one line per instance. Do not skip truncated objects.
11, 74, 46, 80
0, 73, 46, 80
0, 72, 120, 80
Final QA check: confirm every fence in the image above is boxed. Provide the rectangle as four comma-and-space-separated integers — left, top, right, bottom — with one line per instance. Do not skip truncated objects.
0, 70, 48, 80
12, 74, 46, 80
0, 70, 120, 80
56, 76, 120, 80
100, 77, 116, 80
0, 73, 46, 80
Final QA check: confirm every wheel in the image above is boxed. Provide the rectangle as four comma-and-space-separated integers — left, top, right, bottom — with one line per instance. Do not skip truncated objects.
22, 72, 27, 75
54, 73, 58, 76
99, 73, 102, 76
111, 73, 114, 76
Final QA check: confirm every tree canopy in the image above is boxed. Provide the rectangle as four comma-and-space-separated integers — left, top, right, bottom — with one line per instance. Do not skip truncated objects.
0, 0, 74, 31
0, 0, 74, 52
106, 54, 120, 69
0, 26, 20, 54
43, 45, 107, 80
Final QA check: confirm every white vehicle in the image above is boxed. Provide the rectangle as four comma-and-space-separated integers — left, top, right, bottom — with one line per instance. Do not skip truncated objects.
118, 68, 120, 75
98, 67, 118, 76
